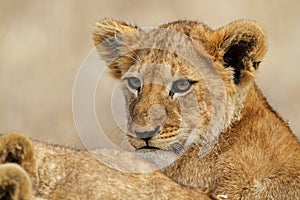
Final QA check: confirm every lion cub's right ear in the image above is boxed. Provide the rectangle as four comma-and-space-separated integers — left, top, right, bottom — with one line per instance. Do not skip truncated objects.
92, 19, 142, 79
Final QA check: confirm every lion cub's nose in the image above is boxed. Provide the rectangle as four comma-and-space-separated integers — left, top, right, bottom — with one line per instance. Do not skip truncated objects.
134, 126, 160, 139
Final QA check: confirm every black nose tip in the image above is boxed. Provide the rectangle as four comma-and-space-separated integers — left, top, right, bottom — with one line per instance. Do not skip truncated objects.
134, 126, 160, 139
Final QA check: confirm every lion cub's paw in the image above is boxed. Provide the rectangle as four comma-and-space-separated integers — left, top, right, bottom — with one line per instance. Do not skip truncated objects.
0, 163, 32, 200
0, 133, 35, 173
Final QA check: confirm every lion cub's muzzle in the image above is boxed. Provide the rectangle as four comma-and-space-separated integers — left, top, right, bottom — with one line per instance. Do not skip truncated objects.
134, 126, 160, 139
129, 103, 168, 150
134, 126, 161, 150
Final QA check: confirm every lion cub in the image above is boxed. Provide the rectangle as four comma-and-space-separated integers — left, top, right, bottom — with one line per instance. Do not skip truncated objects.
0, 19, 299, 200
92, 19, 300, 199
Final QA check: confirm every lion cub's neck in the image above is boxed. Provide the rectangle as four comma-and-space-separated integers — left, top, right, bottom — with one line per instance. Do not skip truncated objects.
162, 83, 298, 189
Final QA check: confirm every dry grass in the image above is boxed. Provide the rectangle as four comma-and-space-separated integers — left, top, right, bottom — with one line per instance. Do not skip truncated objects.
0, 0, 299, 148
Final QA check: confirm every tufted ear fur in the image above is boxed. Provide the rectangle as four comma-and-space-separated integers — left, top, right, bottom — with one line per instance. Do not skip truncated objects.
0, 133, 35, 174
92, 19, 142, 79
0, 163, 32, 200
210, 21, 267, 85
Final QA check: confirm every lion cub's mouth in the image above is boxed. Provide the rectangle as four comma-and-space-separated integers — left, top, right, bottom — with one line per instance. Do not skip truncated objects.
136, 145, 161, 152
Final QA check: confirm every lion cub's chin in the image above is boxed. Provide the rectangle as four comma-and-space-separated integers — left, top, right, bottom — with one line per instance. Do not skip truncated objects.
135, 148, 161, 153
135, 148, 179, 169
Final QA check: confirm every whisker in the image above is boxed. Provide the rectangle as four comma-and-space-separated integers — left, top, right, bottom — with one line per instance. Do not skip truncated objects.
170, 142, 189, 154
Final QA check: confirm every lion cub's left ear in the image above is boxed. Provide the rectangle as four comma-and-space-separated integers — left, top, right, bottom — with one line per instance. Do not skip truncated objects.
210, 21, 267, 85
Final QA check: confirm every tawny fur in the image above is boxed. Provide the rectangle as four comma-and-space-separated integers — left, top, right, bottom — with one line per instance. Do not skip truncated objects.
0, 133, 210, 199
0, 163, 33, 200
1, 19, 300, 200
92, 19, 300, 199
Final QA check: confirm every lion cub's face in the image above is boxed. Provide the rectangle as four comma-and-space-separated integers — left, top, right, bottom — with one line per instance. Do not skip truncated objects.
93, 19, 267, 155
120, 49, 213, 153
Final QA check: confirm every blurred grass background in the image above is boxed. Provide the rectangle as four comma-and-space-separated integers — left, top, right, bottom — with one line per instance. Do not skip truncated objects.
0, 0, 299, 148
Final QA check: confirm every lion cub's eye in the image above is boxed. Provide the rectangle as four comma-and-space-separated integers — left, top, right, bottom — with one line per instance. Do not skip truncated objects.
170, 78, 194, 96
126, 77, 142, 92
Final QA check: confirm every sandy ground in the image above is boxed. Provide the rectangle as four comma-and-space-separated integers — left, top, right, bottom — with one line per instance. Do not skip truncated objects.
0, 0, 299, 149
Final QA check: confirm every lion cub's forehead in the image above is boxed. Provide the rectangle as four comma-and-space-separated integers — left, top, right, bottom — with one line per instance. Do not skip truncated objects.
125, 49, 201, 82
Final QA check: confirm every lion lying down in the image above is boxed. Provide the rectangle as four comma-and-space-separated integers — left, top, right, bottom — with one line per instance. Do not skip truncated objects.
0, 133, 212, 200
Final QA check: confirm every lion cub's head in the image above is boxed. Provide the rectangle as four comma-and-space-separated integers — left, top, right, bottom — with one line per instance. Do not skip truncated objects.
93, 19, 267, 156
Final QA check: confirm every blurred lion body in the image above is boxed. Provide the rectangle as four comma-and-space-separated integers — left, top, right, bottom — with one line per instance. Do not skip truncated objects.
0, 133, 209, 199
31, 140, 208, 199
